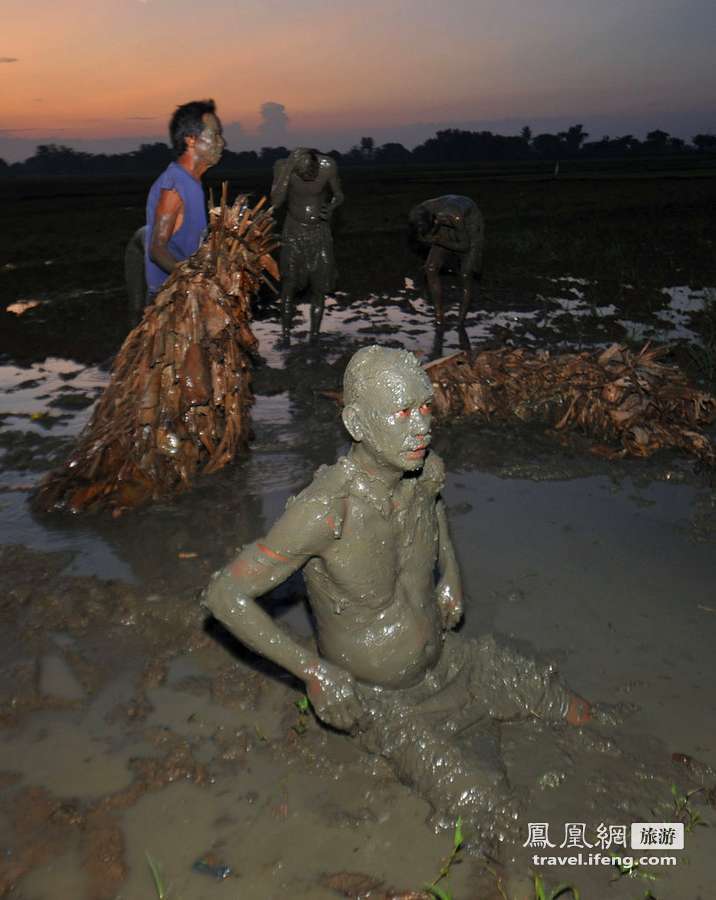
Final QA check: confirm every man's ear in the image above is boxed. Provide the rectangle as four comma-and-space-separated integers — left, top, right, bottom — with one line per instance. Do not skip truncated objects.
342, 404, 363, 442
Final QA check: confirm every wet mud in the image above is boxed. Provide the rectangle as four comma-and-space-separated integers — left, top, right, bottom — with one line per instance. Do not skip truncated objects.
1, 177, 716, 897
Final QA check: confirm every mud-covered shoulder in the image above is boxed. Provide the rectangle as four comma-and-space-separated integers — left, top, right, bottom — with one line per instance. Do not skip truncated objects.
419, 450, 446, 495
318, 154, 337, 173
284, 458, 350, 538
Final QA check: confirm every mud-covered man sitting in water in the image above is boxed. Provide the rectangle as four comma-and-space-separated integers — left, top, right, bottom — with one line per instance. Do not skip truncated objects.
271, 147, 343, 342
204, 345, 591, 851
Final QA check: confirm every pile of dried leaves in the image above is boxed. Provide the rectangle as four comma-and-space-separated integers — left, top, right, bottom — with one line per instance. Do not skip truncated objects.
425, 343, 715, 463
34, 188, 278, 514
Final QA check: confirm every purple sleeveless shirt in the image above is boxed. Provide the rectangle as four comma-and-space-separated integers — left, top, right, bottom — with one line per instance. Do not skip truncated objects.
144, 162, 207, 294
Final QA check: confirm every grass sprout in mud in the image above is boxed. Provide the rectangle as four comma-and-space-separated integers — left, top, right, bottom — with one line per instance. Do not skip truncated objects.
424, 817, 463, 899
532, 874, 581, 900
146, 853, 169, 899
609, 853, 659, 889
292, 693, 311, 735
487, 866, 582, 900
661, 783, 709, 833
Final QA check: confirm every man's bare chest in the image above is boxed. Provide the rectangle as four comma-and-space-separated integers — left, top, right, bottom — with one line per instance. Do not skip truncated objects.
322, 491, 438, 585
289, 174, 328, 199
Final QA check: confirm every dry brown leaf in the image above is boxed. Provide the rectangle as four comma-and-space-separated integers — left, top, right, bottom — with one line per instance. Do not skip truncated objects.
429, 346, 715, 464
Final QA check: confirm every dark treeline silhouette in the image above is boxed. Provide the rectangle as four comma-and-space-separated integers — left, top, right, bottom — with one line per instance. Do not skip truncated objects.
2, 125, 716, 176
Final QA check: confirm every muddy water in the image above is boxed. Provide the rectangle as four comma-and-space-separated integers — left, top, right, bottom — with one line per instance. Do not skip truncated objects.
1, 284, 715, 899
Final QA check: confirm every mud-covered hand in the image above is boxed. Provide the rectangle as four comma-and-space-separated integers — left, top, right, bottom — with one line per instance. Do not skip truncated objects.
305, 661, 364, 732
281, 148, 304, 174
426, 219, 443, 243
319, 202, 333, 221
436, 580, 463, 630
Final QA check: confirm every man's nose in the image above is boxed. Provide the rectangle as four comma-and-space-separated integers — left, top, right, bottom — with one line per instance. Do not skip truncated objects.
410, 408, 431, 432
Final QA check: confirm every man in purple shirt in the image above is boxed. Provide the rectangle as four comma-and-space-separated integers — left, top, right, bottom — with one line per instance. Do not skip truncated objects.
144, 99, 225, 299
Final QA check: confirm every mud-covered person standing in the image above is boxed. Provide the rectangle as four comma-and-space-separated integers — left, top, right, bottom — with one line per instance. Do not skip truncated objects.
203, 345, 592, 854
270, 147, 343, 342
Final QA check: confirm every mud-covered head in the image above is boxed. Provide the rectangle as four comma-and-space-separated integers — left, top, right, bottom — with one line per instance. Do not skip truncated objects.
408, 203, 434, 242
407, 202, 437, 258
293, 148, 320, 181
343, 346, 433, 473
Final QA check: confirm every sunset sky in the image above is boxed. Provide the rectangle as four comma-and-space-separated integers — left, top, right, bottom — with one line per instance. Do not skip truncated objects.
1, 0, 714, 162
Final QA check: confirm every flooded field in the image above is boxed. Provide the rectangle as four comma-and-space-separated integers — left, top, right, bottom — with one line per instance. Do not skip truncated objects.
1, 169, 715, 898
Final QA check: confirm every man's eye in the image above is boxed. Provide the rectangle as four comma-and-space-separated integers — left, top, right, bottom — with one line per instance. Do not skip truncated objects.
420, 403, 432, 414
397, 408, 411, 418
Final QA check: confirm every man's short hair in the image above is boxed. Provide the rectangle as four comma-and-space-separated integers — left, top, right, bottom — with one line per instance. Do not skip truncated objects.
343, 345, 427, 408
169, 99, 216, 155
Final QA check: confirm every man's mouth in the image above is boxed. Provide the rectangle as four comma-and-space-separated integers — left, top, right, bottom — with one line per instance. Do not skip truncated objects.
405, 442, 429, 459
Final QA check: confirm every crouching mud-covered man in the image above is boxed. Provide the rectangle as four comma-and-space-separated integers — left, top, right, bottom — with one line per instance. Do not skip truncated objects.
203, 345, 592, 852
408, 194, 484, 326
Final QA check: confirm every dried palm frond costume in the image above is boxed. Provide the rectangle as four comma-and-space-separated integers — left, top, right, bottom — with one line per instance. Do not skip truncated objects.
425, 344, 715, 464
34, 190, 278, 514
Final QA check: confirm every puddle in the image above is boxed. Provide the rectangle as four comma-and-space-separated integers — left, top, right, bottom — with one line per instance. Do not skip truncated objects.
0, 357, 106, 435
20, 849, 89, 900
445, 472, 715, 738
0, 491, 135, 581
0, 282, 713, 619
1, 283, 713, 606
0, 714, 151, 799
39, 654, 85, 701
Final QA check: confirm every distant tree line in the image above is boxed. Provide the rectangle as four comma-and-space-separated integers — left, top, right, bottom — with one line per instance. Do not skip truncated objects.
2, 125, 715, 176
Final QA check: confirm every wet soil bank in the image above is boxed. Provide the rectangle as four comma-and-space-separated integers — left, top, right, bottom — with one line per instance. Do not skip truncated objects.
0, 440, 714, 899
1, 313, 715, 898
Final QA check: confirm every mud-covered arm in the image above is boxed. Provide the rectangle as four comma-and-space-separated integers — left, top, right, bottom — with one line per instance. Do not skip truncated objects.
270, 157, 293, 209
320, 158, 344, 220
148, 188, 183, 275
435, 498, 463, 629
464, 205, 482, 254
203, 495, 364, 731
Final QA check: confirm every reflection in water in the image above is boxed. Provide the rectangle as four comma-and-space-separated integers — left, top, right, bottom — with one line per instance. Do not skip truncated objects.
6, 300, 43, 316
0, 491, 135, 582
0, 358, 106, 435
457, 323, 472, 357
429, 322, 473, 365
0, 280, 713, 594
